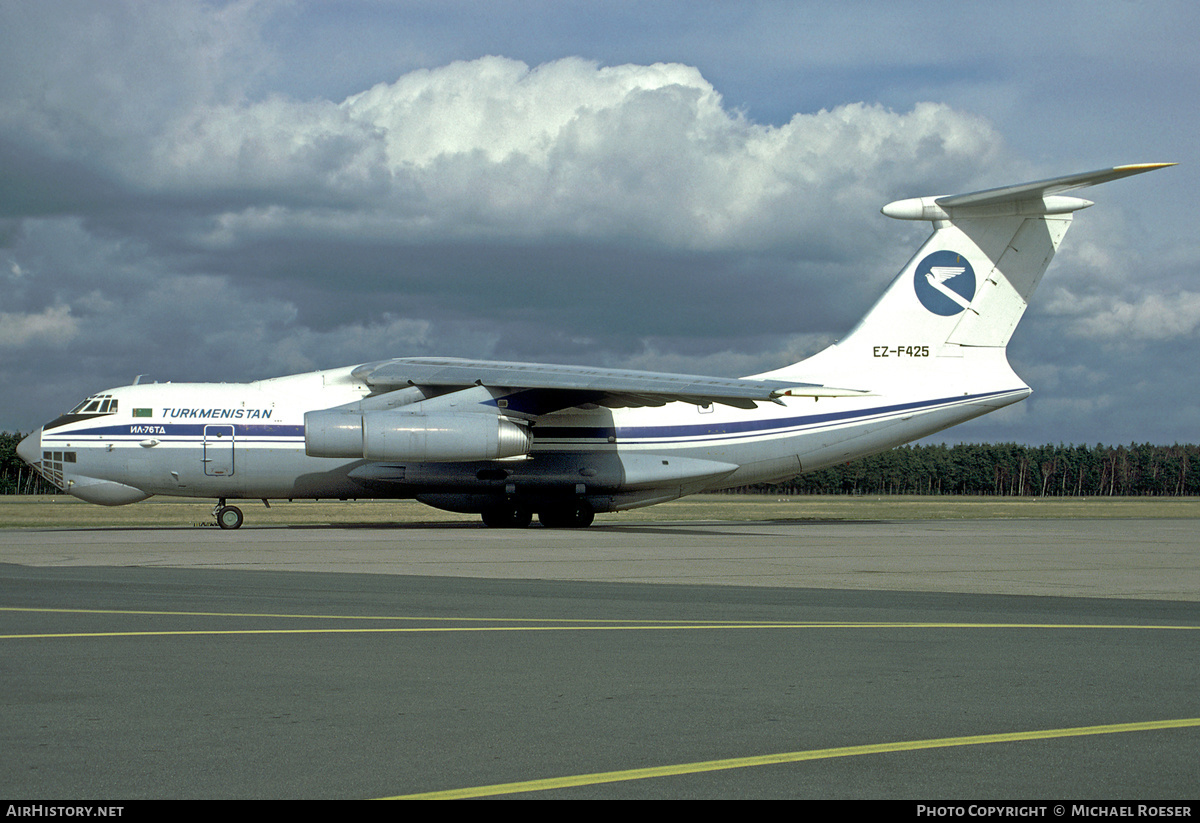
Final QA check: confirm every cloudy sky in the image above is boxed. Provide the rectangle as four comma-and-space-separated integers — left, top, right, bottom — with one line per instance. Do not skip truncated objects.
1, 0, 1195, 445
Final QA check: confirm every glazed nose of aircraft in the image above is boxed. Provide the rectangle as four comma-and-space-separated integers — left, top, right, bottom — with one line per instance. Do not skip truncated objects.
16, 427, 41, 466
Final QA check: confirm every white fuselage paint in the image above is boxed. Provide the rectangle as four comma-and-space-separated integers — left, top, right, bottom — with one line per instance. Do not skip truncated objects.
27, 356, 1027, 511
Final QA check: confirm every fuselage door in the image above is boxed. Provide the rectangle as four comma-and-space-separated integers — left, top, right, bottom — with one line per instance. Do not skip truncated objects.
203, 425, 235, 476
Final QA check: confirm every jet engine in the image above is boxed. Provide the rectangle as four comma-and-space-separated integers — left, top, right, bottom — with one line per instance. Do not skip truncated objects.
305, 409, 531, 462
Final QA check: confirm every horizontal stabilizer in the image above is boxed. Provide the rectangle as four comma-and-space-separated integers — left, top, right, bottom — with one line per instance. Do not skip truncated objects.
883, 163, 1175, 221
937, 163, 1175, 208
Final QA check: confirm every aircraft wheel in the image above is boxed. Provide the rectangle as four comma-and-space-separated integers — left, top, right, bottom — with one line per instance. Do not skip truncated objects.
216, 505, 244, 530
539, 501, 594, 528
481, 503, 532, 528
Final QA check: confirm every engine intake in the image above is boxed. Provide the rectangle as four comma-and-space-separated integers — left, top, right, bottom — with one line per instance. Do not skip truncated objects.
305, 410, 531, 462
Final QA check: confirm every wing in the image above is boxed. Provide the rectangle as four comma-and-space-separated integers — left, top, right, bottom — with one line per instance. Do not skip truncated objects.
352, 357, 868, 411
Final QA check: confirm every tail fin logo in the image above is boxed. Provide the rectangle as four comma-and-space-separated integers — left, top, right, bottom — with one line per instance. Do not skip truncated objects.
914, 251, 976, 315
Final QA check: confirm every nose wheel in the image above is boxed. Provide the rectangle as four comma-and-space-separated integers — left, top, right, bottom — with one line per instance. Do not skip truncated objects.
214, 500, 244, 530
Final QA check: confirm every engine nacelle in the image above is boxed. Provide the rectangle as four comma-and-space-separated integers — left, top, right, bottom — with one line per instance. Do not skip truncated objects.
305, 409, 531, 462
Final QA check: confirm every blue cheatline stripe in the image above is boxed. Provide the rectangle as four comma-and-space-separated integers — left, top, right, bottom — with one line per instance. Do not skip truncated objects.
534, 389, 1023, 443
43, 424, 306, 438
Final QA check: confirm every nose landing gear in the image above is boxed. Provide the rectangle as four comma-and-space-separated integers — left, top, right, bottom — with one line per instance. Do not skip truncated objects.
213, 499, 244, 530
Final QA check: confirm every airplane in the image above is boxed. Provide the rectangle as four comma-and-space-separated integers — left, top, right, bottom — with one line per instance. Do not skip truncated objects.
16, 163, 1173, 529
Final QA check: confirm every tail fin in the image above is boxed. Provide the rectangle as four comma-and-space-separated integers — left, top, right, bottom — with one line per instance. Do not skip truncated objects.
765, 163, 1174, 385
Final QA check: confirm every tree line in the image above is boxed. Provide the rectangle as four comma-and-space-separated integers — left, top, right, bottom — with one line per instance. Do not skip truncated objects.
2, 430, 1197, 497
740, 442, 1199, 497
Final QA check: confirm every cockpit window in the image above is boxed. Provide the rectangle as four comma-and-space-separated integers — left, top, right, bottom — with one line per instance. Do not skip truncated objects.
45, 394, 121, 433
67, 394, 118, 417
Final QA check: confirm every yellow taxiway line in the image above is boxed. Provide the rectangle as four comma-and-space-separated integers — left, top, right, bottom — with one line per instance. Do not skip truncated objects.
385, 718, 1200, 799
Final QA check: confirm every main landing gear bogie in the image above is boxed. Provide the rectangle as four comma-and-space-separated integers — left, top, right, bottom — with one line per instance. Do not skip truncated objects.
480, 502, 533, 529
480, 500, 595, 529
538, 501, 595, 529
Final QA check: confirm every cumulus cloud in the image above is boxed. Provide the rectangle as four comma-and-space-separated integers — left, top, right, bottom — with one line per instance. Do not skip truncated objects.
0, 38, 1008, 254
149, 56, 1006, 253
